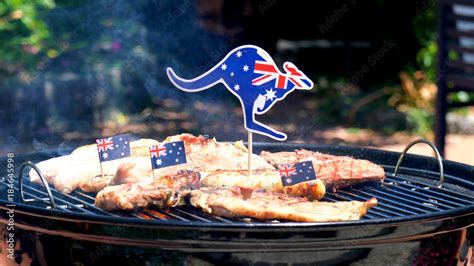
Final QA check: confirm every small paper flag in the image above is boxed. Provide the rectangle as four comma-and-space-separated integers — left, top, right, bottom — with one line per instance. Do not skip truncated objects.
278, 161, 317, 187
96, 134, 131, 162
149, 141, 187, 169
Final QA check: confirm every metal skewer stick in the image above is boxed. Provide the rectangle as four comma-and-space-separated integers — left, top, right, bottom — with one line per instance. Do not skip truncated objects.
248, 131, 252, 177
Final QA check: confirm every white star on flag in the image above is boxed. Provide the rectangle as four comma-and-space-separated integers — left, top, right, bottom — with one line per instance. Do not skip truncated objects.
175, 159, 179, 162
264, 88, 277, 102
234, 84, 240, 91
102, 153, 108, 159
156, 159, 162, 165
230, 72, 234, 76
221, 64, 227, 70
243, 65, 249, 72
286, 178, 292, 184
236, 51, 242, 57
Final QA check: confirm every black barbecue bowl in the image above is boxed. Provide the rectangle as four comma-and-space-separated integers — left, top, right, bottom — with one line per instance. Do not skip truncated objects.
0, 143, 473, 265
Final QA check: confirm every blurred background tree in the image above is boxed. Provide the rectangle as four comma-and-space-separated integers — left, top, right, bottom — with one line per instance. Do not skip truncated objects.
1, 0, 466, 149
0, 0, 56, 80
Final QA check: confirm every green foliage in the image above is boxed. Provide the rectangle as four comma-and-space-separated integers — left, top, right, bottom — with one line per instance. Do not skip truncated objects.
412, 2, 437, 82
406, 107, 433, 136
0, 0, 55, 76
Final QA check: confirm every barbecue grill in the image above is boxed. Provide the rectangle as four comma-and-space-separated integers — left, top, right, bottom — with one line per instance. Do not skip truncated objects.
0, 141, 473, 265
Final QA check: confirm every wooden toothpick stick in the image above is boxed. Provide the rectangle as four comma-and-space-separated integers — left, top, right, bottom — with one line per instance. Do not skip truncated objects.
248, 131, 252, 177
100, 162, 104, 180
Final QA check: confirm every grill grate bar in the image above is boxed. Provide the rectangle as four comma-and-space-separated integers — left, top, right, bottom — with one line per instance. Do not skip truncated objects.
1, 180, 84, 213
161, 210, 191, 222
24, 182, 118, 217
385, 177, 471, 206
347, 188, 422, 215
134, 213, 153, 220
354, 187, 439, 213
72, 191, 97, 202
330, 190, 410, 218
173, 208, 212, 222
365, 187, 443, 212
23, 184, 97, 215
142, 209, 169, 220
382, 183, 461, 209
179, 207, 234, 223
387, 176, 474, 202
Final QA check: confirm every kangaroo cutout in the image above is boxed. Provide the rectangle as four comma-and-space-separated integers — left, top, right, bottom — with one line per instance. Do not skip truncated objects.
166, 45, 314, 141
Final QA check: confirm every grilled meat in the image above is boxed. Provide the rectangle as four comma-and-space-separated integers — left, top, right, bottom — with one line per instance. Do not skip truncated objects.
29, 139, 159, 194
260, 149, 385, 189
190, 187, 378, 222
165, 134, 275, 171
95, 170, 200, 211
31, 134, 274, 194
201, 169, 326, 200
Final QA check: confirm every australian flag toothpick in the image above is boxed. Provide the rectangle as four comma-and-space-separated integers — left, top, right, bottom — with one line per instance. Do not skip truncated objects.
278, 161, 317, 186
149, 141, 187, 169
96, 134, 131, 162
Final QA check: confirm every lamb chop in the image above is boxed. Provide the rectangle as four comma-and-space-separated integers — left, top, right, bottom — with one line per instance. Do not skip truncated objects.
260, 149, 385, 189
190, 187, 378, 222
95, 170, 200, 211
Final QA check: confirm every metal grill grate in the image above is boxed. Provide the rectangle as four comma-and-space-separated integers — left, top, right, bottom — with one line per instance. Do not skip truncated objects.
2, 139, 473, 225
2, 165, 473, 224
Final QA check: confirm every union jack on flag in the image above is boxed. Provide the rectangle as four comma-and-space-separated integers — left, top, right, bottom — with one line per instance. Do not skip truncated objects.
96, 134, 131, 162
252, 61, 305, 89
278, 161, 317, 187
149, 141, 187, 170
149, 143, 167, 158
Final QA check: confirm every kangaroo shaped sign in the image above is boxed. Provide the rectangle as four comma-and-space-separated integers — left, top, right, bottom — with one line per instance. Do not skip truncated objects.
166, 45, 314, 141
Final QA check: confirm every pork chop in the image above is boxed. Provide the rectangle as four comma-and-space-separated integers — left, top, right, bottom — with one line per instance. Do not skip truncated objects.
190, 187, 378, 222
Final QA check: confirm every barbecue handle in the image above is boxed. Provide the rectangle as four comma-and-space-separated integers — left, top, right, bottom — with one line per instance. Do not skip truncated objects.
19, 161, 57, 209
392, 139, 445, 188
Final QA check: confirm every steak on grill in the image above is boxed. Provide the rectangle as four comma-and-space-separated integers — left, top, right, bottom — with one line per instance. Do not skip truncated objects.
260, 149, 385, 189
190, 187, 378, 222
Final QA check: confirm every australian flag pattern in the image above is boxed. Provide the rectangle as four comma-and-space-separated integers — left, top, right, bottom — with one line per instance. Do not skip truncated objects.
96, 134, 131, 162
149, 141, 187, 169
278, 160, 317, 186
166, 45, 314, 141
